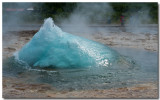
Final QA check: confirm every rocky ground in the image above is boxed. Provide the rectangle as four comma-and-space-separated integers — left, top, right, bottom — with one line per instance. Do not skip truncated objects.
2, 30, 158, 98
93, 32, 158, 51
3, 76, 158, 99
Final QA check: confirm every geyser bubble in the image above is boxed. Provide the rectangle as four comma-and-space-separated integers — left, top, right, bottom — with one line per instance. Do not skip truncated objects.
17, 18, 130, 68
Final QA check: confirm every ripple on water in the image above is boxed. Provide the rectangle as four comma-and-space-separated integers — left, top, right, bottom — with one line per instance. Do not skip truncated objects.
3, 48, 158, 90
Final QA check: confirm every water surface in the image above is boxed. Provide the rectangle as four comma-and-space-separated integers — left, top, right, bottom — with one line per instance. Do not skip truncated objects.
3, 47, 158, 91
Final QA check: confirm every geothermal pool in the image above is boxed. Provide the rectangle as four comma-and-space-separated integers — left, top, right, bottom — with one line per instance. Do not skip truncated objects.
3, 47, 158, 90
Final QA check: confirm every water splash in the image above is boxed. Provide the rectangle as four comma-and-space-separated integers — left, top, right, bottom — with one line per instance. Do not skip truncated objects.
17, 18, 123, 68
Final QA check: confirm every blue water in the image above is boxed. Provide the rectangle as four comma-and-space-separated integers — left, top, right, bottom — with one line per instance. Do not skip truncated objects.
3, 47, 158, 90
17, 18, 126, 68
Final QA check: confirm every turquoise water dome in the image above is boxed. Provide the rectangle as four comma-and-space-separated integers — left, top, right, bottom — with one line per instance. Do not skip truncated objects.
18, 18, 120, 68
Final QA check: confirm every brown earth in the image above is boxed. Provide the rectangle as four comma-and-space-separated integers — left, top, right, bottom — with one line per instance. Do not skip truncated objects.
3, 76, 158, 99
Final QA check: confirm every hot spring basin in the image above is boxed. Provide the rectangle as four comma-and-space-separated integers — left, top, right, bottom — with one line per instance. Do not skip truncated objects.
3, 47, 157, 90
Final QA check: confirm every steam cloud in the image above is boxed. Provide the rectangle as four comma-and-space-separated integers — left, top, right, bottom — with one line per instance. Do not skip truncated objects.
3, 3, 157, 35
125, 6, 157, 34
59, 3, 114, 38
3, 3, 35, 33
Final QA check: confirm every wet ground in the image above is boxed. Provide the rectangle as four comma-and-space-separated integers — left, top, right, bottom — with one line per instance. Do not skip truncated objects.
2, 25, 158, 98
3, 76, 158, 99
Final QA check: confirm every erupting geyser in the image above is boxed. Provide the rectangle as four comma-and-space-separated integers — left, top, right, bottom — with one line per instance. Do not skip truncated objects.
17, 18, 121, 68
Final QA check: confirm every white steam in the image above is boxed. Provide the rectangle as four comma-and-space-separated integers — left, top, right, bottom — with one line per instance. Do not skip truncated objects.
59, 3, 114, 38
125, 7, 156, 34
